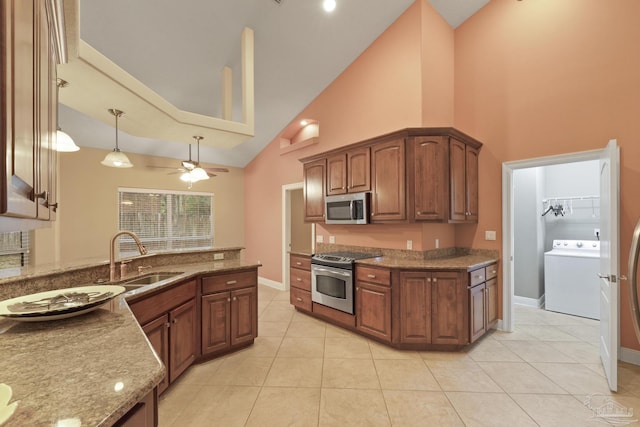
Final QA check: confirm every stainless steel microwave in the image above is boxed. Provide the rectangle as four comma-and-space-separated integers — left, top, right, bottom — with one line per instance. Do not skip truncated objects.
325, 192, 370, 224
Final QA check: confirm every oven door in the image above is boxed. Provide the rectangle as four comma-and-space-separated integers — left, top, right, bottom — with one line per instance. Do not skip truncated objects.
311, 264, 354, 314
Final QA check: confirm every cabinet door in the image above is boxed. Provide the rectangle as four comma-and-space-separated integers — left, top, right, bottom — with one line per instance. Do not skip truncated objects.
35, 1, 52, 220
485, 278, 499, 328
169, 298, 197, 382
231, 286, 257, 346
201, 291, 231, 355
465, 145, 479, 222
399, 272, 431, 344
303, 159, 326, 222
347, 147, 370, 193
1, 0, 38, 218
371, 138, 405, 221
431, 272, 465, 345
326, 153, 347, 195
469, 284, 486, 343
449, 138, 467, 222
142, 315, 170, 395
411, 136, 448, 221
356, 282, 391, 341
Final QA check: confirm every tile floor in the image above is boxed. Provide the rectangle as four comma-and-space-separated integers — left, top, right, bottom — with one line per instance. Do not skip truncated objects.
158, 285, 640, 426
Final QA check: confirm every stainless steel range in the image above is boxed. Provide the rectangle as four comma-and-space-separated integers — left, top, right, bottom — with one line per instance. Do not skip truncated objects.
311, 252, 380, 314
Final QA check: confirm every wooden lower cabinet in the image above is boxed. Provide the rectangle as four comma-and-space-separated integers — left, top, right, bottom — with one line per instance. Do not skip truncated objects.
469, 283, 487, 343
356, 282, 391, 341
141, 316, 170, 395
469, 263, 499, 343
114, 389, 158, 427
485, 278, 499, 327
398, 272, 431, 344
168, 299, 197, 382
201, 275, 258, 357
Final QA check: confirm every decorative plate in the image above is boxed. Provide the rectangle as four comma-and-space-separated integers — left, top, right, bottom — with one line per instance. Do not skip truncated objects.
0, 286, 125, 322
0, 383, 17, 426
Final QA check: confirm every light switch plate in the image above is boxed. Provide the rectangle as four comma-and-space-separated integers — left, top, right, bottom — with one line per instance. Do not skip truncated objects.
485, 231, 497, 241
214, 253, 224, 260
407, 240, 413, 250
316, 235, 324, 243
329, 236, 335, 244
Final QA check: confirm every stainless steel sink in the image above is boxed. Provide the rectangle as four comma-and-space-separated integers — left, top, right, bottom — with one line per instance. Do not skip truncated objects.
122, 272, 183, 286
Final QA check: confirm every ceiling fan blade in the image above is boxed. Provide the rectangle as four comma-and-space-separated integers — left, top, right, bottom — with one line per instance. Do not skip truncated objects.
205, 167, 229, 173
146, 165, 179, 170
206, 172, 217, 178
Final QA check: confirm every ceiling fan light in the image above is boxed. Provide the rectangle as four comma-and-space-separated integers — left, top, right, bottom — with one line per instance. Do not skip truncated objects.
191, 167, 209, 181
55, 129, 80, 152
181, 160, 196, 170
180, 171, 194, 182
323, 0, 336, 12
101, 149, 133, 168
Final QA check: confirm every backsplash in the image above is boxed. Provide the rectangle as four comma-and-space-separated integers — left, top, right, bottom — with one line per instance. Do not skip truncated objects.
315, 243, 498, 261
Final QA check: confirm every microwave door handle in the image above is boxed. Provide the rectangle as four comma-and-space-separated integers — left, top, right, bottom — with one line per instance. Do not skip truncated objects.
312, 266, 351, 277
350, 200, 355, 220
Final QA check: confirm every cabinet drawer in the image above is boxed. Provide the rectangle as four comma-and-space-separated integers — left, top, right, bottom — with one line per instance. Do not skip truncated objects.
290, 287, 312, 311
469, 268, 486, 287
202, 270, 257, 294
290, 267, 311, 291
290, 254, 311, 271
356, 265, 391, 286
129, 280, 197, 326
485, 263, 498, 281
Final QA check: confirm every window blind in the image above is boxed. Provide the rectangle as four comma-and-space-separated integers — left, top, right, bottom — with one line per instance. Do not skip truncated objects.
118, 188, 214, 257
0, 231, 30, 271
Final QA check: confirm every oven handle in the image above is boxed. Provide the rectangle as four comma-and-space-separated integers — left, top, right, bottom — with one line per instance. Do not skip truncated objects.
312, 266, 352, 277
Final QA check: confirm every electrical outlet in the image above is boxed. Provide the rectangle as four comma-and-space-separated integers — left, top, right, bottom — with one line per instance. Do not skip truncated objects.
214, 253, 224, 260
594, 228, 600, 238
407, 240, 413, 250
329, 236, 335, 244
485, 230, 497, 241
435, 239, 439, 249
316, 235, 324, 243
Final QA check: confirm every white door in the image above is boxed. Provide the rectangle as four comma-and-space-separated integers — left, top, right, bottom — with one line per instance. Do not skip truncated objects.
599, 139, 620, 391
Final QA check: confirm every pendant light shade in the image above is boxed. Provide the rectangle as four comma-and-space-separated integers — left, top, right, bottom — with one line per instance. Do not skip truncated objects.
55, 79, 80, 152
101, 109, 133, 168
55, 129, 80, 152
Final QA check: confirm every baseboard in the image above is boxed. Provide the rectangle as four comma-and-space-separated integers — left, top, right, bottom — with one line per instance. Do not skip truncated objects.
258, 276, 285, 291
620, 347, 640, 366
513, 294, 545, 308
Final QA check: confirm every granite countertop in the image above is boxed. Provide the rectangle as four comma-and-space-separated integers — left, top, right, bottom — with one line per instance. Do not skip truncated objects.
356, 254, 498, 271
0, 259, 261, 427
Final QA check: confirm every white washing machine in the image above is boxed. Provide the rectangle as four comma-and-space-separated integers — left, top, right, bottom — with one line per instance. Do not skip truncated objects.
544, 239, 600, 320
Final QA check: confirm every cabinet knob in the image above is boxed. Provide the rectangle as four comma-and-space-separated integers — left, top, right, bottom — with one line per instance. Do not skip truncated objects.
367, 274, 376, 279
227, 298, 231, 302
172, 319, 177, 324
491, 270, 497, 274
296, 297, 303, 302
226, 280, 237, 285
356, 287, 359, 291
433, 278, 437, 283
427, 277, 431, 282
417, 211, 422, 215
165, 322, 170, 328
233, 297, 237, 301
477, 275, 483, 280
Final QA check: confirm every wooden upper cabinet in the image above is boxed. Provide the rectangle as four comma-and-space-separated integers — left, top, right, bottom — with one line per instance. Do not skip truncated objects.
371, 138, 405, 221
327, 147, 370, 195
449, 138, 478, 223
1, 0, 60, 221
347, 147, 370, 193
326, 153, 347, 195
303, 159, 326, 222
408, 136, 448, 221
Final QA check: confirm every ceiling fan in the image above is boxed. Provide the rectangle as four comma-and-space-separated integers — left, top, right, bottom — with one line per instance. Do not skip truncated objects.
147, 136, 229, 179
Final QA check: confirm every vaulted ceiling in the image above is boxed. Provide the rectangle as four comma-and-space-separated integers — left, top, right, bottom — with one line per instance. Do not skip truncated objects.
58, 0, 489, 167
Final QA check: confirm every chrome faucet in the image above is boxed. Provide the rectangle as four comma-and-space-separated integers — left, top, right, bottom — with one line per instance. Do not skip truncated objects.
110, 231, 148, 282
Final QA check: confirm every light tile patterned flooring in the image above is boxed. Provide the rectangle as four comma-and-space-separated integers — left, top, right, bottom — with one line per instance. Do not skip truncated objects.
158, 285, 640, 426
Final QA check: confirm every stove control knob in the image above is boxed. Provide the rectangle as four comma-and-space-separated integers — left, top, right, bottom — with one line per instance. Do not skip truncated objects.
563, 242, 568, 246
593, 242, 598, 247
576, 242, 583, 248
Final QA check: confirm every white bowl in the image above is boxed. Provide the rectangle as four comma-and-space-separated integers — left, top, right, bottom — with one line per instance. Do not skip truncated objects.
0, 383, 17, 426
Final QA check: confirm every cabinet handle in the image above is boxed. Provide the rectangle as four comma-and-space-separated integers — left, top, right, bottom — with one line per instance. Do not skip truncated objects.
491, 270, 497, 274
296, 297, 303, 302
226, 280, 237, 285
296, 278, 302, 282
296, 262, 302, 266
476, 275, 483, 280
367, 274, 376, 279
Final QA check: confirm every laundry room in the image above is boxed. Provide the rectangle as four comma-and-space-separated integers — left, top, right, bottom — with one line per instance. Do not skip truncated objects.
513, 160, 601, 319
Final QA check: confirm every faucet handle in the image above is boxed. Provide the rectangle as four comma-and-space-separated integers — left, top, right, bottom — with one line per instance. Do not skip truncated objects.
120, 260, 132, 279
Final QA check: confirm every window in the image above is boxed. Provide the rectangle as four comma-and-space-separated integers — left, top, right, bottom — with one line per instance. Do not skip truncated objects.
0, 231, 30, 273
118, 188, 214, 257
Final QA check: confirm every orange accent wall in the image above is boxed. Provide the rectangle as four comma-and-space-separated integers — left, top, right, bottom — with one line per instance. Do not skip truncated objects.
454, 0, 640, 349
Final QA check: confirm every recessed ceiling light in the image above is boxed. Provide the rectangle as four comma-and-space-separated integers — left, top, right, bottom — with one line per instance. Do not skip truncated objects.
323, 0, 336, 12
300, 119, 309, 126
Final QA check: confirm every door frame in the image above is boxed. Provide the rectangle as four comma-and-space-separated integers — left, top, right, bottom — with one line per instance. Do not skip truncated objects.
282, 182, 315, 290
501, 148, 603, 332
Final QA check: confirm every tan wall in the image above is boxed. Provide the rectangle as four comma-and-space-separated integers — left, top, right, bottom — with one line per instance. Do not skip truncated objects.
454, 0, 640, 348
34, 146, 244, 266
290, 189, 312, 253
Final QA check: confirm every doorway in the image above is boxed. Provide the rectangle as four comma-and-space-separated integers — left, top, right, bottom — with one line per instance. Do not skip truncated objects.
282, 182, 314, 291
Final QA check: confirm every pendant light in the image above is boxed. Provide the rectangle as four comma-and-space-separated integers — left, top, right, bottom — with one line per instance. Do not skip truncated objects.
190, 136, 210, 181
55, 79, 80, 152
101, 109, 133, 168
